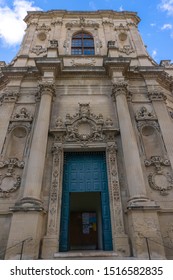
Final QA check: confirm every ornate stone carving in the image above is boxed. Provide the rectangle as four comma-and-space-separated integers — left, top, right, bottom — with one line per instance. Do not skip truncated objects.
118, 45, 134, 55
148, 91, 167, 102
36, 23, 51, 32
37, 32, 47, 41
47, 144, 63, 235
102, 20, 114, 27
0, 158, 24, 198
38, 81, 55, 97
114, 23, 129, 31
51, 19, 63, 26
71, 58, 96, 67
135, 106, 156, 121
51, 103, 117, 146
31, 45, 47, 56
145, 156, 173, 195
49, 40, 58, 48
106, 144, 125, 236
11, 107, 33, 122
0, 90, 19, 104
112, 82, 128, 99
66, 17, 99, 28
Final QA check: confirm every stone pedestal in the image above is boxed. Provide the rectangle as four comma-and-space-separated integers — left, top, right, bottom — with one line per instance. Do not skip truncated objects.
127, 208, 166, 259
5, 211, 44, 259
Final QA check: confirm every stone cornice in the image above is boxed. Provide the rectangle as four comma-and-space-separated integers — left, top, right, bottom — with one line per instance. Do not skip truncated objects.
24, 10, 140, 25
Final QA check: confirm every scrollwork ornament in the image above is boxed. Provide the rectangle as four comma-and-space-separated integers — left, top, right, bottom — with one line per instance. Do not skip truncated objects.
148, 171, 173, 196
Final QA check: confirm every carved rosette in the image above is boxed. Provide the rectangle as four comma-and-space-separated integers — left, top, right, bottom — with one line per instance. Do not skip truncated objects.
145, 156, 173, 195
0, 158, 24, 198
47, 144, 63, 235
106, 144, 125, 237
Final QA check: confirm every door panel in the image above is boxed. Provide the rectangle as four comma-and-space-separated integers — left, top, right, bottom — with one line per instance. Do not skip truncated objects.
59, 152, 113, 252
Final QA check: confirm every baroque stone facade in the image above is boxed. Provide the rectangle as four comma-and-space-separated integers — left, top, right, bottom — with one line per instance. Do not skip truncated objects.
0, 10, 173, 260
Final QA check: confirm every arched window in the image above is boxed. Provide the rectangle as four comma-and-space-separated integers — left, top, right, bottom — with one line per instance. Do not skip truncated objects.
71, 32, 95, 55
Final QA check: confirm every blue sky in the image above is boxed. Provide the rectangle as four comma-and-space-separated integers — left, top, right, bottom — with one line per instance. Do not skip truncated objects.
0, 0, 173, 64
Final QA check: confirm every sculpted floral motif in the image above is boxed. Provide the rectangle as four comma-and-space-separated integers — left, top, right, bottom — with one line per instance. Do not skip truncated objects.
148, 91, 167, 102
0, 90, 19, 104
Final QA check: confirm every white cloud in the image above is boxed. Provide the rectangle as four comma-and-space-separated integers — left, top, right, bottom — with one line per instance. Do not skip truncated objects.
152, 50, 157, 59
119, 6, 124, 12
0, 1, 41, 46
161, 23, 173, 29
159, 0, 173, 16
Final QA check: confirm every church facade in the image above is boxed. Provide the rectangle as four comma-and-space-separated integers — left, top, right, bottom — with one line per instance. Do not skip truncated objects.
0, 10, 173, 260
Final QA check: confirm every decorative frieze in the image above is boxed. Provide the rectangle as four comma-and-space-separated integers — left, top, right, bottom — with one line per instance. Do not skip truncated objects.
66, 17, 99, 28
70, 58, 96, 67
36, 23, 51, 32
0, 158, 24, 198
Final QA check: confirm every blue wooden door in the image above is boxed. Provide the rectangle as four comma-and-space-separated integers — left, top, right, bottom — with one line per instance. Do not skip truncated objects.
59, 152, 113, 251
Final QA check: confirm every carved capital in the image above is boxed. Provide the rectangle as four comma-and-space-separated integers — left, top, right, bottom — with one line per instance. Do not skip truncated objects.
111, 82, 129, 100
38, 82, 55, 97
148, 91, 167, 102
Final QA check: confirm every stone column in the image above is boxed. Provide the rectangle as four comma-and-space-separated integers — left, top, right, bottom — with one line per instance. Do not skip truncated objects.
112, 82, 148, 204
5, 81, 55, 260
148, 91, 173, 170
20, 81, 55, 207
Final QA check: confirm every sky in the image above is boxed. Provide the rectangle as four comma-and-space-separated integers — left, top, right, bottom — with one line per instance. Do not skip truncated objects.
0, 0, 173, 64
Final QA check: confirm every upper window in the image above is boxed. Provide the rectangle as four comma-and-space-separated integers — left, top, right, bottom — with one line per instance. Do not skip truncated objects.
71, 32, 95, 55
